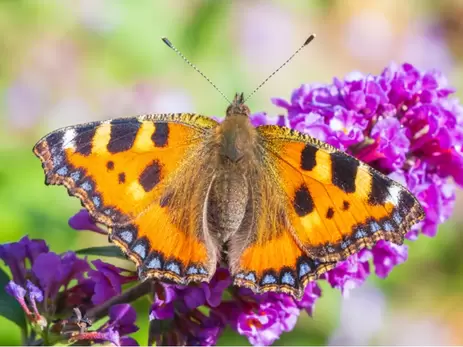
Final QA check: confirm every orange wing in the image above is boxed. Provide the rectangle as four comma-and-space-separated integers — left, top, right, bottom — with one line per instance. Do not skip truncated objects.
231, 222, 336, 298
256, 125, 425, 263
33, 113, 219, 284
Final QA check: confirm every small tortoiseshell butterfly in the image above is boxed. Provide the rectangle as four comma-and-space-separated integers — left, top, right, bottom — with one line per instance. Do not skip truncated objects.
33, 36, 424, 299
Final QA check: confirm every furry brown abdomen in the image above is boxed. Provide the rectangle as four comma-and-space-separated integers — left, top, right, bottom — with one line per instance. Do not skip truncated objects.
207, 169, 249, 244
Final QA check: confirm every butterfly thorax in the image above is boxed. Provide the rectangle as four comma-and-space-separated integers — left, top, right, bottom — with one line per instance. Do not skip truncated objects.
218, 93, 254, 163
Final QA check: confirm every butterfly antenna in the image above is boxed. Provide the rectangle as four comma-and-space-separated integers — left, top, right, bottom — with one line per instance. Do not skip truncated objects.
161, 37, 232, 104
244, 34, 316, 103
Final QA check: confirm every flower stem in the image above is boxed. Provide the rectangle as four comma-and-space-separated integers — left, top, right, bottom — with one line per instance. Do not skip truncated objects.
86, 280, 153, 323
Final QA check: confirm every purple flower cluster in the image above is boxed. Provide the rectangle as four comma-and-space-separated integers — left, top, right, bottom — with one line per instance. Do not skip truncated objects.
147, 268, 321, 346
221, 282, 321, 346
148, 268, 232, 346
3, 63, 462, 346
0, 236, 138, 346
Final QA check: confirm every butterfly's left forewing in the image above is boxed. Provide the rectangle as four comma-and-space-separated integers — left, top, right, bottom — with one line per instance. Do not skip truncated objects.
33, 113, 220, 284
256, 125, 425, 263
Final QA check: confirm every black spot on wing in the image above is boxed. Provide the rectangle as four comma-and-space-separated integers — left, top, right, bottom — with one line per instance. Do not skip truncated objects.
293, 184, 314, 217
326, 207, 335, 219
46, 131, 64, 150
160, 191, 173, 208
107, 118, 141, 153
300, 144, 317, 171
331, 152, 359, 193
342, 200, 350, 210
106, 161, 114, 170
118, 172, 126, 184
74, 125, 97, 156
368, 169, 393, 205
397, 190, 417, 217
139, 160, 162, 192
152, 123, 169, 147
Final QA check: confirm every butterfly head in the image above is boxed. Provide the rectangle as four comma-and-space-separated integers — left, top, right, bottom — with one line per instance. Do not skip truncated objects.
218, 93, 255, 163
226, 93, 250, 118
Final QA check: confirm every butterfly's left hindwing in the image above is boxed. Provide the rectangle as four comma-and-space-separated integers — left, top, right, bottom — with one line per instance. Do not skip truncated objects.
230, 219, 336, 298
226, 160, 337, 299
256, 125, 425, 263
33, 113, 220, 284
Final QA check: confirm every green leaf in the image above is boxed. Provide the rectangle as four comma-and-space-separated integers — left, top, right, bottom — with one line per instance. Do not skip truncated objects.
0, 268, 27, 332
75, 246, 125, 259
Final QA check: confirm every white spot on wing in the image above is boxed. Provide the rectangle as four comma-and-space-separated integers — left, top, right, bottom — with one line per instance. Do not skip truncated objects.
62, 129, 77, 149
387, 185, 401, 205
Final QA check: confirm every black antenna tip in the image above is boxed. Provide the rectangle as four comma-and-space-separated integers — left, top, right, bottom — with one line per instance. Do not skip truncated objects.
161, 37, 173, 49
304, 34, 316, 46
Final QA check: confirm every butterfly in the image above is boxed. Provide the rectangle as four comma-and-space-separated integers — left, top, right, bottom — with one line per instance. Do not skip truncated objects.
33, 90, 425, 299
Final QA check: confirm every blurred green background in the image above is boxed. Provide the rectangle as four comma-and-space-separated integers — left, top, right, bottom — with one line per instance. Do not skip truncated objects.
1, 0, 463, 345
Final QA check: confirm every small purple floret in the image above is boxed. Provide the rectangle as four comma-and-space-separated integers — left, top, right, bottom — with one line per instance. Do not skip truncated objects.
372, 241, 408, 278
68, 209, 106, 235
